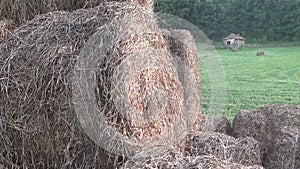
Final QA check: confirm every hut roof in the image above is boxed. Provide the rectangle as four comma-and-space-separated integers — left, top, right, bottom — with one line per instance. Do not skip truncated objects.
224, 33, 245, 40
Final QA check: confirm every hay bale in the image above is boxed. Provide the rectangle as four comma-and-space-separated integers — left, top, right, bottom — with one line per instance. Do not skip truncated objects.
0, 0, 154, 25
0, 1, 199, 168
232, 104, 300, 169
162, 29, 201, 133
121, 148, 263, 169
74, 1, 191, 157
0, 3, 131, 168
162, 30, 232, 136
184, 132, 262, 166
1, 0, 75, 24
0, 2, 153, 168
256, 51, 265, 56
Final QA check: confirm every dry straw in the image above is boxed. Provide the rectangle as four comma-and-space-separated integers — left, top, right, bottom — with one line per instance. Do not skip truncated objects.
188, 113, 232, 136
73, 0, 190, 157
200, 115, 232, 134
0, 0, 104, 25
0, 0, 201, 168
0, 2, 156, 168
233, 104, 300, 169
162, 29, 201, 132
121, 147, 264, 169
0, 19, 14, 43
0, 0, 154, 25
183, 132, 262, 166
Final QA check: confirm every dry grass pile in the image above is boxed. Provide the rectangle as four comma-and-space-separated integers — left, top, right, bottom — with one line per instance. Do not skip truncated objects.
183, 132, 262, 167
0, 19, 14, 43
162, 30, 230, 136
199, 115, 231, 135
121, 147, 263, 169
162, 29, 201, 132
0, 1, 200, 168
233, 104, 300, 169
0, 0, 154, 25
186, 113, 231, 135
0, 2, 159, 168
0, 0, 97, 24
75, 1, 189, 157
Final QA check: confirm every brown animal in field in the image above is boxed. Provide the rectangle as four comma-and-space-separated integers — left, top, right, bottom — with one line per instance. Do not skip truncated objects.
257, 51, 265, 56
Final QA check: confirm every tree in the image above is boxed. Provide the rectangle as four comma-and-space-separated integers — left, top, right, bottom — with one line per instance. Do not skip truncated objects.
155, 0, 300, 43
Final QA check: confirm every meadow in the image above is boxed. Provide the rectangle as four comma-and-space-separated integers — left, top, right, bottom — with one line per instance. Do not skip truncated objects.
200, 46, 300, 120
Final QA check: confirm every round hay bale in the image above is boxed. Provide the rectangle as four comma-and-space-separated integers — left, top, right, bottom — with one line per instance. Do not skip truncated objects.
232, 109, 267, 146
0, 1, 199, 168
121, 148, 263, 169
0, 2, 160, 168
161, 29, 201, 133
73, 1, 191, 157
1, 0, 75, 24
183, 132, 262, 166
256, 51, 265, 56
232, 104, 300, 169
0, 0, 154, 25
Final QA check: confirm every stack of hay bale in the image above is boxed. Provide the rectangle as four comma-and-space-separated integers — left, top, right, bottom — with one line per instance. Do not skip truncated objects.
0, 0, 105, 25
233, 104, 300, 169
73, 0, 195, 158
0, 0, 155, 25
0, 2, 127, 168
3, 1, 297, 169
0, 1, 200, 168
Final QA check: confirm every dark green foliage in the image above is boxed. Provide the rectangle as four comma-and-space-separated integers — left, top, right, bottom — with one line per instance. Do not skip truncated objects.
155, 0, 300, 43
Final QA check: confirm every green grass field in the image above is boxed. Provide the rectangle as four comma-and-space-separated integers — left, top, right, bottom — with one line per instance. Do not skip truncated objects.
199, 46, 300, 120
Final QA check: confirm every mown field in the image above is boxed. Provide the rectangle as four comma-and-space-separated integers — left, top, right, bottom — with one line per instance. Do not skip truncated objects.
200, 46, 300, 120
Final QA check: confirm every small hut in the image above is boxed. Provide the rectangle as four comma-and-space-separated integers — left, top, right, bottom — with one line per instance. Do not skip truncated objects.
223, 33, 245, 51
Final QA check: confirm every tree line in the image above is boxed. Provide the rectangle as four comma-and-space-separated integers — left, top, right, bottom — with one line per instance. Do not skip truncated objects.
155, 0, 300, 43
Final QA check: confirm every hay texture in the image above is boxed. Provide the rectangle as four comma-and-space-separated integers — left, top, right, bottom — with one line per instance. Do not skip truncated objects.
201, 115, 231, 134
0, 19, 14, 43
188, 114, 231, 136
75, 3, 188, 157
0, 2, 149, 168
232, 104, 300, 169
1, 0, 87, 24
183, 132, 262, 167
0, 1, 200, 168
0, 0, 154, 25
0, 3, 130, 168
162, 29, 201, 132
121, 148, 263, 169
198, 115, 231, 135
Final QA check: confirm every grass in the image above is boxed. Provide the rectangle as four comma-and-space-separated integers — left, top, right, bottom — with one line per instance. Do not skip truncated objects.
199, 46, 300, 120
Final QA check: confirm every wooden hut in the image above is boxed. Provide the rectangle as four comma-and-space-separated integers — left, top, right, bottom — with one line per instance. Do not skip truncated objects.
224, 33, 245, 51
